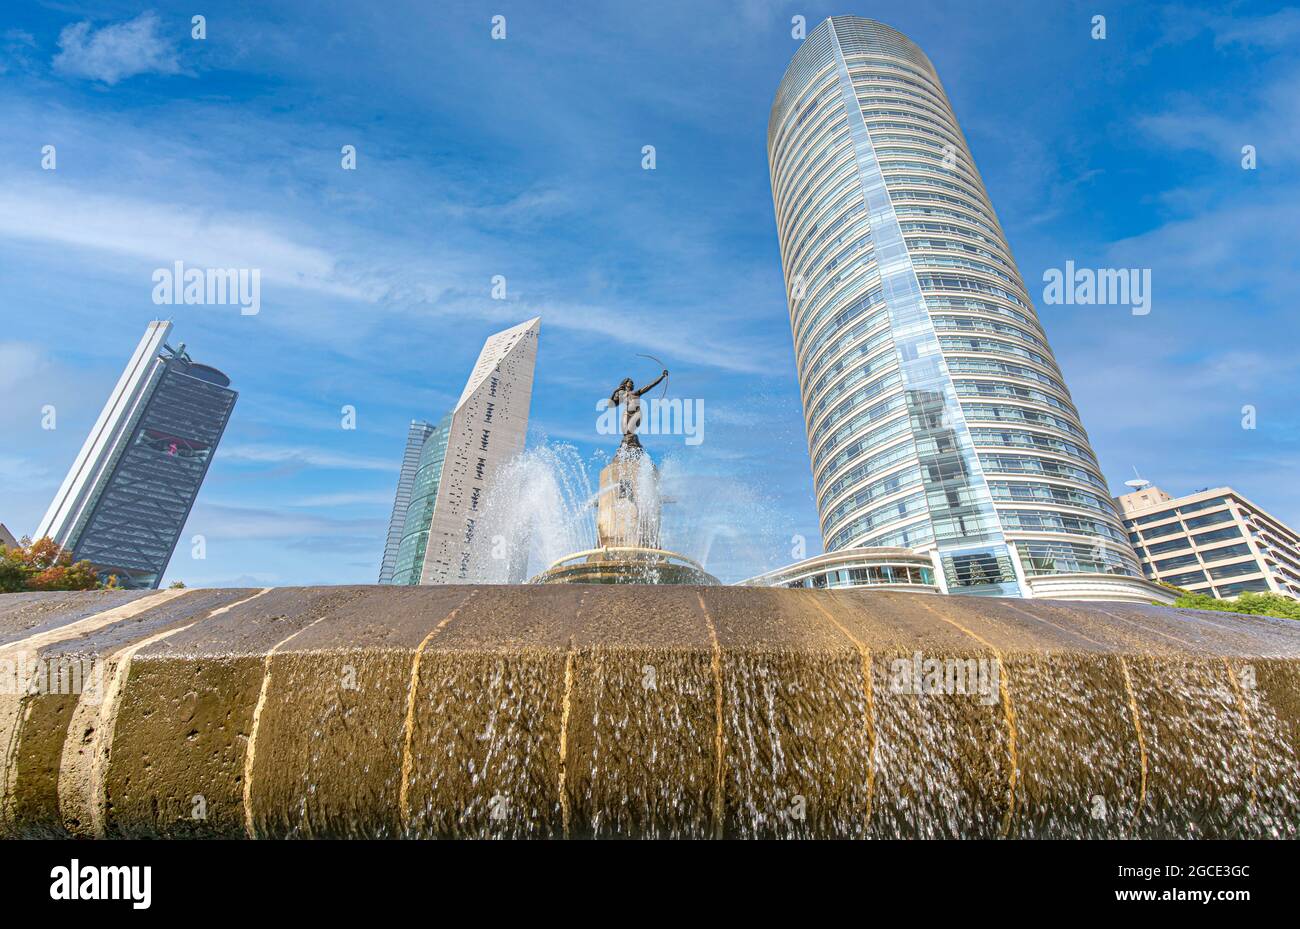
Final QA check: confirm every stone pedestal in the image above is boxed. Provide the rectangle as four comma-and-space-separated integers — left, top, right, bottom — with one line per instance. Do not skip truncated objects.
596, 444, 660, 550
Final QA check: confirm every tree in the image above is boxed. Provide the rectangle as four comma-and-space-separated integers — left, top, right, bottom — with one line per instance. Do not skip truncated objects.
0, 547, 26, 593
0, 537, 102, 592
1173, 590, 1300, 621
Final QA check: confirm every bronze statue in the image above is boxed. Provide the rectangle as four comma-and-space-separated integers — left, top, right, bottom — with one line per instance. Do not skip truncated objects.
610, 369, 668, 448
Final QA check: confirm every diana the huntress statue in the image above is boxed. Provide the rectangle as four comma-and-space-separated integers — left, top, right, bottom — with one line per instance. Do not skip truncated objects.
610, 369, 668, 449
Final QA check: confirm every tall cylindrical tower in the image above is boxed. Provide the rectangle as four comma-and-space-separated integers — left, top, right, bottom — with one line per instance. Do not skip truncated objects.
768, 17, 1140, 595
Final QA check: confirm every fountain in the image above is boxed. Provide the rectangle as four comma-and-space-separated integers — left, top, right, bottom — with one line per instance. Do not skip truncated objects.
3, 370, 1297, 840
460, 365, 717, 586
454, 358, 796, 585
530, 438, 718, 586
457, 443, 598, 584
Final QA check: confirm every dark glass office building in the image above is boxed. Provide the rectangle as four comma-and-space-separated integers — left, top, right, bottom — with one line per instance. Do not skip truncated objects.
37, 322, 237, 589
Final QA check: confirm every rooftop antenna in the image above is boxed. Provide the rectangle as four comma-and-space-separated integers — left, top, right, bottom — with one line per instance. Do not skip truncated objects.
1124, 465, 1150, 492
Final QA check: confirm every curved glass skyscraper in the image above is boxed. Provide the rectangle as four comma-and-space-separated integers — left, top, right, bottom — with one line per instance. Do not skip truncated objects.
768, 17, 1142, 596
389, 413, 451, 585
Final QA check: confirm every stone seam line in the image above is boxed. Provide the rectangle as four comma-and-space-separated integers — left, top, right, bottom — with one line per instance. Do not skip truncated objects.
694, 592, 725, 841
1091, 605, 1200, 650
242, 589, 370, 839
997, 600, 1148, 831
1223, 662, 1260, 807
1117, 657, 1149, 819
808, 593, 876, 833
1138, 605, 1292, 650
1093, 605, 1261, 811
996, 601, 1111, 650
0, 589, 187, 656
83, 623, 202, 836
397, 589, 477, 836
0, 588, 186, 829
912, 597, 1020, 837
554, 590, 585, 839
557, 638, 575, 839
56, 588, 270, 837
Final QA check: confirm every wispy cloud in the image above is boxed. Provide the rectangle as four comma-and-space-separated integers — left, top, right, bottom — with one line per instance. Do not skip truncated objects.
0, 341, 45, 390
1138, 67, 1300, 167
188, 502, 384, 541
217, 444, 399, 472
288, 491, 395, 507
0, 184, 375, 302
0, 28, 37, 75
52, 12, 183, 85
1156, 4, 1300, 51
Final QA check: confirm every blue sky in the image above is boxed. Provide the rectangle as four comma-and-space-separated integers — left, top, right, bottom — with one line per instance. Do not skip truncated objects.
1, 0, 1297, 586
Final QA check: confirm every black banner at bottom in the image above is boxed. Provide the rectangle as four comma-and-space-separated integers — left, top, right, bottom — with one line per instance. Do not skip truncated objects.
0, 839, 1281, 916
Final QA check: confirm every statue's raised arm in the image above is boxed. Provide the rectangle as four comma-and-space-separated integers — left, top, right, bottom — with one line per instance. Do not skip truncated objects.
635, 369, 668, 398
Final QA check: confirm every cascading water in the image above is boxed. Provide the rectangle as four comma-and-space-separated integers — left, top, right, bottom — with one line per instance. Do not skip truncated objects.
460, 443, 597, 583
653, 453, 786, 579
462, 441, 786, 584
6, 585, 1298, 839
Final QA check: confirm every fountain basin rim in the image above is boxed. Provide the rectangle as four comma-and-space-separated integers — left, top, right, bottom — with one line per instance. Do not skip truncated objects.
539, 546, 711, 573
529, 547, 720, 585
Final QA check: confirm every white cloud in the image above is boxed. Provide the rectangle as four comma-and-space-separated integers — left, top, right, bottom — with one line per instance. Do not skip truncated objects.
289, 491, 395, 507
217, 444, 399, 472
186, 502, 383, 541
0, 342, 44, 390
53, 12, 182, 85
0, 184, 376, 303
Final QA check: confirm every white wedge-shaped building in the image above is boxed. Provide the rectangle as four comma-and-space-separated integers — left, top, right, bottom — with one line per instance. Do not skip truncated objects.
386, 317, 540, 585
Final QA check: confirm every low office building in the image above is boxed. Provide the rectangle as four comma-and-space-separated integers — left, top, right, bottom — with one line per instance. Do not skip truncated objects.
1115, 484, 1300, 600
0, 523, 18, 550
741, 547, 940, 593
740, 544, 1170, 602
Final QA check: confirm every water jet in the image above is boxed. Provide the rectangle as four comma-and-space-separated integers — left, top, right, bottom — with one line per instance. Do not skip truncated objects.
530, 441, 718, 586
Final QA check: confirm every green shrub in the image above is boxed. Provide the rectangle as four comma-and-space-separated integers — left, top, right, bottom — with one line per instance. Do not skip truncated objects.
1172, 590, 1300, 620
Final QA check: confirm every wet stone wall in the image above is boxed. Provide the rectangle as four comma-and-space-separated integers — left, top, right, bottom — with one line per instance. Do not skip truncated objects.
1, 585, 1297, 839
